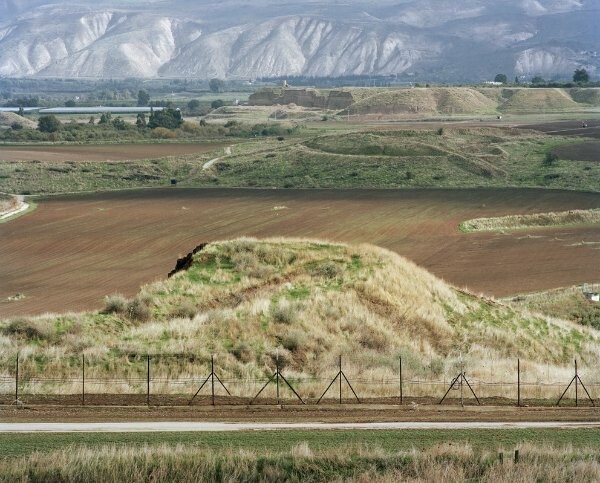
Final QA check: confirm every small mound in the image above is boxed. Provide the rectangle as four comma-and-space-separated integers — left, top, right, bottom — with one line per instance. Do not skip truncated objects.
500, 88, 579, 113
0, 112, 36, 129
347, 88, 497, 116
461, 208, 600, 232
569, 88, 600, 106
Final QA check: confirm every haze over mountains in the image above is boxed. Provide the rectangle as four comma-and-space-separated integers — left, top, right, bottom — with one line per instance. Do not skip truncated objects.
0, 0, 598, 80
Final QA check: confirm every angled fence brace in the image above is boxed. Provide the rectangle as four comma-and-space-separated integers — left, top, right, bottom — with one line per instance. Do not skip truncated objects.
439, 371, 481, 406
250, 354, 304, 405
557, 359, 595, 407
316, 355, 360, 404
189, 354, 231, 406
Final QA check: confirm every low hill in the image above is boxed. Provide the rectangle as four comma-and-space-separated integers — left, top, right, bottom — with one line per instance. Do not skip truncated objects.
499, 88, 580, 113
1, 238, 597, 396
346, 87, 498, 116
249, 87, 600, 116
569, 88, 600, 106
0, 112, 36, 129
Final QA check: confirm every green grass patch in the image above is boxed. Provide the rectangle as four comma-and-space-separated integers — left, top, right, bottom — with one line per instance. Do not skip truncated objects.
2, 429, 600, 460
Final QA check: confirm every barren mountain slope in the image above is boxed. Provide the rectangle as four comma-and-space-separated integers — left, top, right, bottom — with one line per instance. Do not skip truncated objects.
0, 0, 598, 80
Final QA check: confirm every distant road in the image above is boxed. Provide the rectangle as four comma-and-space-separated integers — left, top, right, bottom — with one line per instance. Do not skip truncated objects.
2, 421, 600, 433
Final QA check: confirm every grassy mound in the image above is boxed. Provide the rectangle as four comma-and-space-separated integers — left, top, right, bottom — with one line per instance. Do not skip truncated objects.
460, 208, 600, 232
347, 87, 498, 116
499, 89, 579, 113
0, 112, 36, 129
569, 88, 600, 106
1, 238, 599, 393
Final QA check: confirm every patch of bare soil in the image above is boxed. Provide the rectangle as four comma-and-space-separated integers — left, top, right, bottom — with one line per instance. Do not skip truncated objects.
552, 142, 600, 162
522, 120, 600, 139
0, 143, 229, 162
1, 399, 598, 423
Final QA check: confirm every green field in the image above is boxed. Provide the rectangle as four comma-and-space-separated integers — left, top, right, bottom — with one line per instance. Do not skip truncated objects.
2, 428, 600, 459
2, 429, 600, 481
2, 126, 600, 195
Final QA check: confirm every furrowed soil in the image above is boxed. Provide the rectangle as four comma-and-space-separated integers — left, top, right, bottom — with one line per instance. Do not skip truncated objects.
0, 143, 229, 162
1, 188, 599, 317
523, 120, 600, 139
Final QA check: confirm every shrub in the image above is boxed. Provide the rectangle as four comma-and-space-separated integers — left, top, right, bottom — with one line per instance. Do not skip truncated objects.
271, 300, 297, 324
102, 294, 128, 314
10, 122, 22, 130
111, 117, 127, 130
544, 152, 558, 166
98, 113, 112, 124
170, 300, 197, 319
358, 325, 389, 351
181, 121, 201, 134
2, 318, 49, 340
282, 330, 306, 353
38, 115, 61, 133
151, 127, 177, 139
127, 296, 152, 322
231, 342, 253, 363
312, 261, 342, 279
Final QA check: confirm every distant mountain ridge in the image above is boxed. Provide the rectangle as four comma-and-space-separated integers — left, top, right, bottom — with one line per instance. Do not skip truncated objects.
0, 0, 598, 80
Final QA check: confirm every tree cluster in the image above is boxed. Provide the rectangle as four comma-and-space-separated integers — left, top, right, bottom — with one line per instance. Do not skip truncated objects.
147, 108, 183, 129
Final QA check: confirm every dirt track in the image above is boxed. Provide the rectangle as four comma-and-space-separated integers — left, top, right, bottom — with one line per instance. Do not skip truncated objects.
3, 421, 600, 433
0, 143, 228, 162
1, 188, 599, 317
2, 404, 600, 424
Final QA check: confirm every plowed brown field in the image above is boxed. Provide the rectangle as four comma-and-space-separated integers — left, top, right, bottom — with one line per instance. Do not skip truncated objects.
1, 188, 599, 317
523, 120, 600, 139
0, 143, 229, 162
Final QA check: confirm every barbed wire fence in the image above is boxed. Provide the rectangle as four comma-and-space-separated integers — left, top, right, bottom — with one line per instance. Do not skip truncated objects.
0, 353, 597, 408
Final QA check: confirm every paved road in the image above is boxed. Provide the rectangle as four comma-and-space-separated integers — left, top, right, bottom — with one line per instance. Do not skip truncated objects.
2, 421, 600, 433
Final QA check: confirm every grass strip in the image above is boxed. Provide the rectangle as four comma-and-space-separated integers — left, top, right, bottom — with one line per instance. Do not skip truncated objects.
2, 428, 600, 459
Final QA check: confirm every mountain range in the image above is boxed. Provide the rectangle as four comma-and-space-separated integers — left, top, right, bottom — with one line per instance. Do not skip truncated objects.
0, 0, 598, 80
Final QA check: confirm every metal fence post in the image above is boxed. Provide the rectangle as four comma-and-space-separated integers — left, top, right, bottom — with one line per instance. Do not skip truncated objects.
276, 353, 280, 404
211, 354, 215, 406
82, 354, 85, 406
399, 356, 403, 405
575, 359, 578, 407
339, 355, 342, 404
15, 352, 19, 404
517, 358, 520, 407
147, 355, 151, 407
